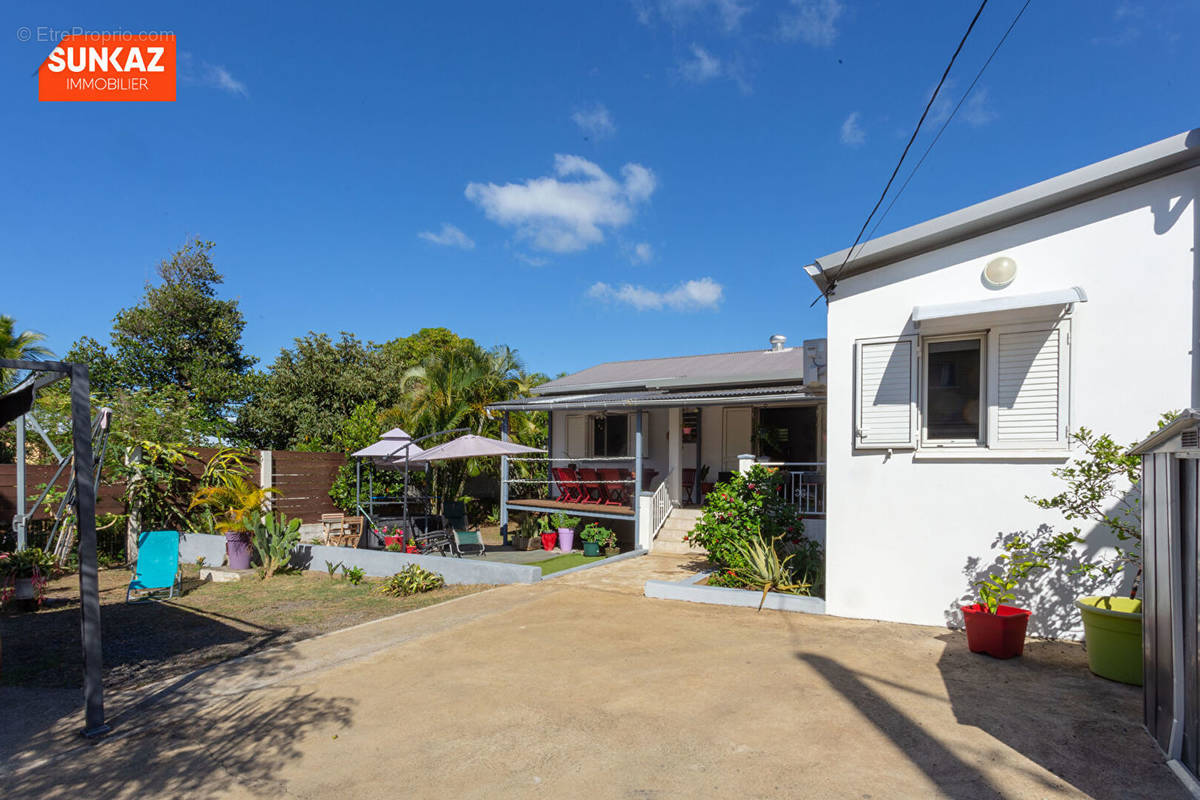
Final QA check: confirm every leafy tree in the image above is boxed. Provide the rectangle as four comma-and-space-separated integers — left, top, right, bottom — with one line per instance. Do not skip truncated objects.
0, 315, 53, 391
234, 332, 408, 450
65, 239, 256, 434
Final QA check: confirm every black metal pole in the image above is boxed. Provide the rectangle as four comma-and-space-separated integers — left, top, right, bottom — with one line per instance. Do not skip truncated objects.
72, 364, 109, 737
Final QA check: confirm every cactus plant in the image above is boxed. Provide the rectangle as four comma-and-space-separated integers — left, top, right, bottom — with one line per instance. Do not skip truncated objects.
244, 509, 302, 579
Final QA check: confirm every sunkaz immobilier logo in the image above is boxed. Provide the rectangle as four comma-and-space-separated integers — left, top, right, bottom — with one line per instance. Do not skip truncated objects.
39, 34, 175, 101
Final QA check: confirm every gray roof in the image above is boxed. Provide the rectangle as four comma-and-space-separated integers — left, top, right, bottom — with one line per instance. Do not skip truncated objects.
531, 347, 807, 396
490, 384, 820, 412
1131, 410, 1200, 455
805, 128, 1200, 294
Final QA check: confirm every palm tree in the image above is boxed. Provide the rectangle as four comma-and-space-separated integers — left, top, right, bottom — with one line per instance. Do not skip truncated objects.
0, 315, 54, 391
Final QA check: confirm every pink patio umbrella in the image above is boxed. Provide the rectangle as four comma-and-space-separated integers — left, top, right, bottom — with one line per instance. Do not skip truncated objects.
407, 433, 543, 464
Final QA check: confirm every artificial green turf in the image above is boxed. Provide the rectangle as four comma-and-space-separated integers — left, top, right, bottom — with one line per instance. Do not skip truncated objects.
537, 553, 603, 576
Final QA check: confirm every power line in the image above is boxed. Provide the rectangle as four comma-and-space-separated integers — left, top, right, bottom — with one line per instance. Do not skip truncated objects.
813, 0, 990, 306
862, 0, 1033, 246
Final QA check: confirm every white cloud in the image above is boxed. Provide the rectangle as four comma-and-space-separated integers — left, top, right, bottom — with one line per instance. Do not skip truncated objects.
779, 0, 843, 47
588, 277, 723, 311
839, 111, 865, 146
629, 242, 654, 264
571, 104, 616, 139
927, 80, 955, 125
636, 0, 750, 32
465, 155, 657, 253
962, 88, 997, 127
418, 223, 475, 249
678, 43, 723, 83
179, 53, 248, 96
514, 252, 548, 267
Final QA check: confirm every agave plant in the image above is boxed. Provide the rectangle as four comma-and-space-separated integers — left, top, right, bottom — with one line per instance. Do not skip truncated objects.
732, 536, 813, 611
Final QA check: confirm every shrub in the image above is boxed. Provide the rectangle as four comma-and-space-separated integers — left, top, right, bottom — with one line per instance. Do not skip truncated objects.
731, 536, 814, 610
684, 466, 807, 572
380, 564, 445, 597
342, 565, 366, 585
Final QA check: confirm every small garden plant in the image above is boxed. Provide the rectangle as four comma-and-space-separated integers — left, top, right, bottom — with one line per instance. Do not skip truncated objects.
244, 508, 302, 579
381, 564, 445, 596
342, 565, 366, 585
549, 512, 581, 530
578, 522, 616, 549
0, 547, 56, 607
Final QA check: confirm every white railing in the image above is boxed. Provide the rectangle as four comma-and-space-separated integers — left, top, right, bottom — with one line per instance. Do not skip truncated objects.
756, 461, 826, 517
649, 468, 675, 538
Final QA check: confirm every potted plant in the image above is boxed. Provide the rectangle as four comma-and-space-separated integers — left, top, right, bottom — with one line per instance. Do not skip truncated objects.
550, 512, 581, 553
579, 522, 616, 557
962, 530, 1068, 659
536, 515, 557, 551
189, 473, 279, 571
0, 548, 55, 609
1031, 425, 1155, 685
512, 515, 537, 551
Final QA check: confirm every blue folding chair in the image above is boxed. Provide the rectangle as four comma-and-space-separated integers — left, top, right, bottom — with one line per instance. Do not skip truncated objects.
126, 529, 182, 602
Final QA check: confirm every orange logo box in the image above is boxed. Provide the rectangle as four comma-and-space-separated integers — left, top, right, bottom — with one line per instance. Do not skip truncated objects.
39, 34, 176, 101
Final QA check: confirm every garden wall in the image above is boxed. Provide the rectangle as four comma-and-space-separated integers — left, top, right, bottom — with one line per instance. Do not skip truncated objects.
177, 532, 540, 585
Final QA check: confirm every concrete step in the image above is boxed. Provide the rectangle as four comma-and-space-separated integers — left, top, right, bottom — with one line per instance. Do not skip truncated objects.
652, 538, 705, 555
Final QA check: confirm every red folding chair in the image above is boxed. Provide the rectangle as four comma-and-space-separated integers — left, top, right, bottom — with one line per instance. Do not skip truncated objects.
617, 469, 634, 505
553, 467, 586, 503
598, 468, 624, 506
681, 468, 696, 504
578, 468, 604, 504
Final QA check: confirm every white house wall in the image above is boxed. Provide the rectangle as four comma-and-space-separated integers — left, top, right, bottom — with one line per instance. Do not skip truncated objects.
823, 166, 1198, 637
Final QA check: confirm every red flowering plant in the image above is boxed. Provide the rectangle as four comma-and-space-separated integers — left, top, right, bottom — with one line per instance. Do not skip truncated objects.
685, 465, 823, 595
0, 547, 55, 608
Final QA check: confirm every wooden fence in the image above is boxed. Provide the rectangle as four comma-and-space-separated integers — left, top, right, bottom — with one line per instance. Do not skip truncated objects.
1, 447, 346, 528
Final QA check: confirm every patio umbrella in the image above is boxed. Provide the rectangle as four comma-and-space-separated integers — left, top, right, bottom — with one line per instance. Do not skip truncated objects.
407, 433, 544, 463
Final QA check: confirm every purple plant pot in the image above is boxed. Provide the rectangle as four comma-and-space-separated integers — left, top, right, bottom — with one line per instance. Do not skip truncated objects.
558, 528, 575, 553
225, 532, 252, 570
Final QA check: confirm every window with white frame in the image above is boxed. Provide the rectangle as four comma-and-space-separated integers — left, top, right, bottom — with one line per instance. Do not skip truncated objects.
854, 319, 1070, 452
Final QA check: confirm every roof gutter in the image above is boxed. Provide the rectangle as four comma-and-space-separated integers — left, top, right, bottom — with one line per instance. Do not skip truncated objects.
805, 128, 1200, 295
488, 391, 823, 413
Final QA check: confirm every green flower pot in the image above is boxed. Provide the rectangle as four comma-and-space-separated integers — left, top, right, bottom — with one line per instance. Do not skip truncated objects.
582, 541, 601, 557
1076, 596, 1142, 686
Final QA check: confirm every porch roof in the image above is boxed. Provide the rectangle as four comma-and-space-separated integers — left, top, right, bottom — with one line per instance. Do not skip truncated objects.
488, 384, 821, 412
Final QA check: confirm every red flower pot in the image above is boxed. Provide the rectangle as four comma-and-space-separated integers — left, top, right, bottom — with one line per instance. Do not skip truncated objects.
540, 532, 558, 551
961, 603, 1032, 659
384, 535, 404, 548
405, 545, 418, 554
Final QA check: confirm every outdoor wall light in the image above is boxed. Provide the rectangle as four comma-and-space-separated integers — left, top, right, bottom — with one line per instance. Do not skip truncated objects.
982, 256, 1017, 288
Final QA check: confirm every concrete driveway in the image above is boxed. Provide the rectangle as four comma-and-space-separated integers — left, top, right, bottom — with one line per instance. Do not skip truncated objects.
0, 555, 1184, 799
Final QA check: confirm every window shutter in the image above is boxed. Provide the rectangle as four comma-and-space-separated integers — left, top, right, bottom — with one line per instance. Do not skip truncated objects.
988, 321, 1069, 449
565, 415, 588, 458
855, 336, 917, 449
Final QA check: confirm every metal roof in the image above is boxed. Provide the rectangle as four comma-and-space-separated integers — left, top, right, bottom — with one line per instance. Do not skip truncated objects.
1131, 410, 1200, 455
531, 347, 807, 396
805, 128, 1200, 294
489, 384, 822, 412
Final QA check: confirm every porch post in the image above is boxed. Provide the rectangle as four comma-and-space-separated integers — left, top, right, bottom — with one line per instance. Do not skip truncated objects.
667, 406, 682, 505
15, 414, 26, 550
500, 411, 510, 544
634, 409, 643, 548
546, 412, 553, 499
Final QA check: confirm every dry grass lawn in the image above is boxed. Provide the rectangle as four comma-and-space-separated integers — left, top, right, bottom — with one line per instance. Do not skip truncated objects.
0, 566, 482, 690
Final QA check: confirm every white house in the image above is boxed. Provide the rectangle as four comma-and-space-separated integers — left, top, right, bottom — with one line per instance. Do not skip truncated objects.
804, 128, 1200, 636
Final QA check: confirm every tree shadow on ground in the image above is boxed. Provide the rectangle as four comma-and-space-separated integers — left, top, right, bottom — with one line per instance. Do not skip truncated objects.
3, 686, 355, 799
934, 633, 1185, 800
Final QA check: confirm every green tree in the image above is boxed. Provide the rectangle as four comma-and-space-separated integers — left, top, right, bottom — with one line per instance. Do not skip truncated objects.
0, 315, 54, 391
234, 332, 408, 450
65, 238, 256, 434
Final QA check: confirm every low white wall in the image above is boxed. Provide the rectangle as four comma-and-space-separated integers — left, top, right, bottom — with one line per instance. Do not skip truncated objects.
177, 532, 540, 585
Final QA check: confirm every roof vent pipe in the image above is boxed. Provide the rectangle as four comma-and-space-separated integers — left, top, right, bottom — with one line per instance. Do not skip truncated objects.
769, 334, 787, 352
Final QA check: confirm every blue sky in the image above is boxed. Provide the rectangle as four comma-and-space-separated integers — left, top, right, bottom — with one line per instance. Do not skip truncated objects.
3, 1, 1197, 378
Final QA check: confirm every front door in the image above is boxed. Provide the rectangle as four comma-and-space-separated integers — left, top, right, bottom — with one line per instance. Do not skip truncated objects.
722, 407, 753, 472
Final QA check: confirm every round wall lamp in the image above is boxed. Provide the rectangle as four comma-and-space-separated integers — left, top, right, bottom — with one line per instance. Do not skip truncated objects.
982, 256, 1017, 289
